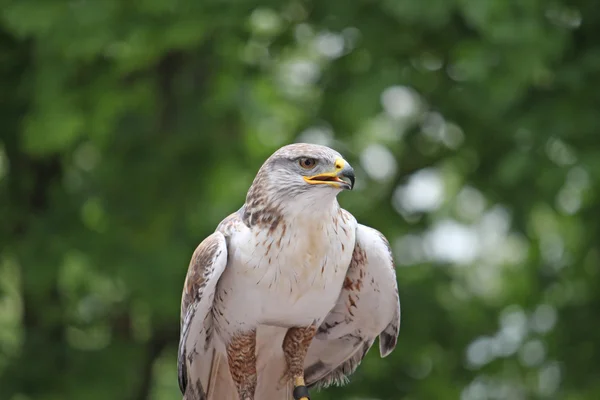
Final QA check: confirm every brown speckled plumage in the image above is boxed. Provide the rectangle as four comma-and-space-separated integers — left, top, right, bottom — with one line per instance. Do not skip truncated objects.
343, 241, 367, 292
282, 325, 318, 380
181, 235, 223, 318
226, 331, 257, 400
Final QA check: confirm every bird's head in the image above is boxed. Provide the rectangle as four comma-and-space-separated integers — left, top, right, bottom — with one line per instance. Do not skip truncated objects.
266, 143, 355, 191
245, 143, 355, 217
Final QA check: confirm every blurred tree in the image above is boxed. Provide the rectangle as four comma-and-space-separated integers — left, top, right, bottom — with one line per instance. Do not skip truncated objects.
0, 0, 599, 399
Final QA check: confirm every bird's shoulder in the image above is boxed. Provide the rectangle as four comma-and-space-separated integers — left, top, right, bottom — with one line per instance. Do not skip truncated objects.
355, 223, 394, 271
180, 230, 229, 320
216, 208, 248, 238
334, 207, 358, 239
338, 207, 357, 224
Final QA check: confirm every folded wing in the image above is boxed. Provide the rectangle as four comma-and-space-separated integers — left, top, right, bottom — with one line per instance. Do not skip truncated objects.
304, 223, 401, 389
178, 231, 231, 399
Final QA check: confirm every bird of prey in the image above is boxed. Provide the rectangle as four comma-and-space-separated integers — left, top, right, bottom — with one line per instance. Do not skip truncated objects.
178, 143, 401, 400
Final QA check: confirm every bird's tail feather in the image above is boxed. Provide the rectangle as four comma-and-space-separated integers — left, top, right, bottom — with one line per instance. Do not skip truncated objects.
185, 326, 293, 400
206, 351, 239, 400
183, 343, 239, 400
255, 350, 291, 399
255, 325, 292, 400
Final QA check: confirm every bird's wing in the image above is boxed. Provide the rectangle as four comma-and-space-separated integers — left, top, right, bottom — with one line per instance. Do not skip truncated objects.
177, 223, 233, 400
304, 222, 401, 389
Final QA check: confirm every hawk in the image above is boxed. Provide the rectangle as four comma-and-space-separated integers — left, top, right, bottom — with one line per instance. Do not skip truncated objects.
178, 143, 401, 400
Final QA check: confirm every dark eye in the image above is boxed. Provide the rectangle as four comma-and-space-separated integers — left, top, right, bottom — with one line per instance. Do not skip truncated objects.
299, 157, 317, 169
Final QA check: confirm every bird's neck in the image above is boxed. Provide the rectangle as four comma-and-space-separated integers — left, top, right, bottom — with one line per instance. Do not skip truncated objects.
242, 196, 340, 231
282, 196, 340, 221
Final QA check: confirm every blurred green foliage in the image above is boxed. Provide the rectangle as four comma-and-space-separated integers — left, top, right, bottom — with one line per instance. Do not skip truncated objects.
1, 0, 599, 399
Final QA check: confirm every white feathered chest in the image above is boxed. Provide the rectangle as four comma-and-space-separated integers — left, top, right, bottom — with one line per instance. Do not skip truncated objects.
215, 207, 357, 330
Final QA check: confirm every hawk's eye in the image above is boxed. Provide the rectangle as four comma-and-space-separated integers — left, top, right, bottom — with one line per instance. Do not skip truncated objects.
299, 157, 317, 169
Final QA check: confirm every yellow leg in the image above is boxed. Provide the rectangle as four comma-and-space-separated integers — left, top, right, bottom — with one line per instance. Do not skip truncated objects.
293, 376, 310, 400
281, 326, 316, 400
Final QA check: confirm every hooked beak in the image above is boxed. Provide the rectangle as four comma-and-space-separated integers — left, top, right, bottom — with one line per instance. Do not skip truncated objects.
303, 157, 355, 190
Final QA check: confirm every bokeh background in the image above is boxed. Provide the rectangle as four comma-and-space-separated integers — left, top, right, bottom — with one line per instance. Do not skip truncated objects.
1, 1, 599, 399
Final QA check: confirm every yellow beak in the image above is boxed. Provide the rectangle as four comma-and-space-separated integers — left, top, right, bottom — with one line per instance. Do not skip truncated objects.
303, 157, 355, 190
